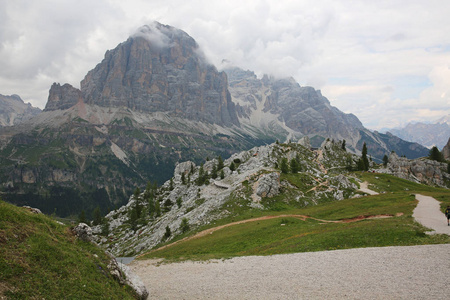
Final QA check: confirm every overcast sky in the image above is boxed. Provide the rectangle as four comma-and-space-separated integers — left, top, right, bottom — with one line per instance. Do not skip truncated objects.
1, 0, 450, 130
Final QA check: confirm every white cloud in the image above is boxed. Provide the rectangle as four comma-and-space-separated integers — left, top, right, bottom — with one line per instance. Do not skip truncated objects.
0, 0, 449, 130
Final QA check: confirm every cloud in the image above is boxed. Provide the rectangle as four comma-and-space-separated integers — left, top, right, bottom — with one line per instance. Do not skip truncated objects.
0, 0, 449, 132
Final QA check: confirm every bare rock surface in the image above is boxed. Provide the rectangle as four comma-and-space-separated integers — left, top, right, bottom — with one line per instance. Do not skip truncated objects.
130, 244, 450, 299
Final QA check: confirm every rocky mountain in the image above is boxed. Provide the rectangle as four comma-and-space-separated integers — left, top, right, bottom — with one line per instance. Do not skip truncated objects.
0, 22, 247, 218
92, 139, 360, 256
0, 94, 41, 126
0, 22, 429, 218
388, 115, 450, 149
226, 67, 429, 159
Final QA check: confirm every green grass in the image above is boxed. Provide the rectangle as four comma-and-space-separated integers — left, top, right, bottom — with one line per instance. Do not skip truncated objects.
0, 200, 136, 299
140, 172, 450, 262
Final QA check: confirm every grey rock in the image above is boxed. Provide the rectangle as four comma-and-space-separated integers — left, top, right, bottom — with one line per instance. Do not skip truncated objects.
44, 83, 82, 111
298, 136, 311, 148
108, 259, 148, 300
0, 94, 41, 126
255, 172, 280, 198
22, 206, 42, 214
442, 137, 450, 160
80, 22, 239, 127
387, 152, 449, 187
72, 223, 93, 242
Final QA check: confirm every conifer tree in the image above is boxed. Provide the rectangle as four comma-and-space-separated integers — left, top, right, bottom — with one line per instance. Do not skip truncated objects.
382, 154, 389, 167
93, 206, 102, 226
217, 156, 224, 170
280, 157, 289, 174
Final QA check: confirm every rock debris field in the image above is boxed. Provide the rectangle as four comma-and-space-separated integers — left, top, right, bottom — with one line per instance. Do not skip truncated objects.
129, 195, 450, 299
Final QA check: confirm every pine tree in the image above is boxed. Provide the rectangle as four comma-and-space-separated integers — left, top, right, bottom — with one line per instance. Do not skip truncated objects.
181, 172, 186, 185
429, 146, 444, 162
230, 161, 236, 172
211, 164, 218, 179
290, 158, 299, 173
164, 225, 171, 239
342, 140, 346, 151
180, 218, 190, 233
361, 142, 369, 171
382, 154, 389, 167
217, 156, 224, 170
280, 158, 289, 174
220, 169, 225, 179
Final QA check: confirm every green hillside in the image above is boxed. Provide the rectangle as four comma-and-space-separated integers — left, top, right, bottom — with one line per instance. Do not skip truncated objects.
141, 173, 450, 261
0, 200, 136, 299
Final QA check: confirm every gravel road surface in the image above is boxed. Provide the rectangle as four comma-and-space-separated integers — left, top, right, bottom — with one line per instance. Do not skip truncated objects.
130, 244, 450, 299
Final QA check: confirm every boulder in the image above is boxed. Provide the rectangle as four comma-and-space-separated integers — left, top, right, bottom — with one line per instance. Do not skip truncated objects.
255, 172, 280, 198
22, 206, 42, 214
108, 259, 149, 300
72, 223, 94, 242
298, 136, 311, 148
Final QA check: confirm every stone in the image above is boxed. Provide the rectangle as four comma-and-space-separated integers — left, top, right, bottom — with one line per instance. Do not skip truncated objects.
255, 172, 280, 198
22, 206, 42, 214
72, 223, 94, 242
108, 259, 149, 300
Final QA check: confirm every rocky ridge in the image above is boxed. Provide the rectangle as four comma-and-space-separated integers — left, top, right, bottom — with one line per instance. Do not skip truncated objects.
226, 67, 429, 160
92, 139, 359, 256
0, 94, 41, 126
380, 152, 450, 187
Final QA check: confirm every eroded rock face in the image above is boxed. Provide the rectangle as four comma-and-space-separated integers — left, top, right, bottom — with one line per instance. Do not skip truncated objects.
44, 83, 83, 111
387, 152, 449, 187
80, 22, 239, 127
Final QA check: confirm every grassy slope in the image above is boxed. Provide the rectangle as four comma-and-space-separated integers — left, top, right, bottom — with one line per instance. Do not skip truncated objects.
0, 200, 136, 299
141, 172, 450, 261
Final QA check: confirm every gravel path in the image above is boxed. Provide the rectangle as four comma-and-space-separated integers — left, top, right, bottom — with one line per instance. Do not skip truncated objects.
130, 194, 450, 299
130, 244, 450, 299
413, 194, 450, 235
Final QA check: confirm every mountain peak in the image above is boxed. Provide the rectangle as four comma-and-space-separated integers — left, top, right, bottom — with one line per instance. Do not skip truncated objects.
79, 22, 239, 126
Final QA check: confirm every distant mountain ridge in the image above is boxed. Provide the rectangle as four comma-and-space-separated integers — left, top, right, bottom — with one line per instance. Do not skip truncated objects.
388, 114, 450, 149
0, 94, 41, 127
0, 22, 429, 218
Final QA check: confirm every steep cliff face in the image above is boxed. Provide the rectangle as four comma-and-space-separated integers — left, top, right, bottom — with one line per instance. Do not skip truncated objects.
80, 22, 239, 127
44, 83, 83, 111
0, 94, 41, 126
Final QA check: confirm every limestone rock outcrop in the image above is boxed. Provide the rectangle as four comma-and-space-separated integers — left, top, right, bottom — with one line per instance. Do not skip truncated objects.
255, 172, 281, 198
442, 137, 450, 160
108, 259, 148, 300
44, 83, 83, 111
387, 152, 449, 187
72, 223, 94, 242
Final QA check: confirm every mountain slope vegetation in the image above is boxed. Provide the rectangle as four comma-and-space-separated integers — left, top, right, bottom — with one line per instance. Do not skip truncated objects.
0, 200, 137, 299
